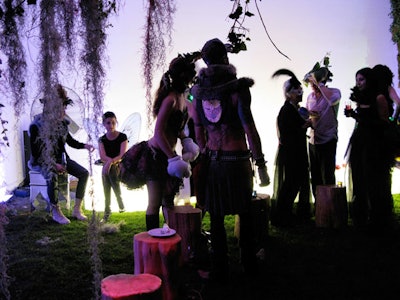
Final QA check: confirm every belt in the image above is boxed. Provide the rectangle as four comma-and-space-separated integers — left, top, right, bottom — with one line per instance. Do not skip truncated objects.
206, 149, 251, 161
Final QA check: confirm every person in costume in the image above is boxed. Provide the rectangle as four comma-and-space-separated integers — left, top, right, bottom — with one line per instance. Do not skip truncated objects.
98, 111, 128, 221
346, 67, 395, 230
304, 59, 341, 197
190, 38, 270, 281
29, 84, 94, 224
270, 69, 312, 227
119, 53, 200, 230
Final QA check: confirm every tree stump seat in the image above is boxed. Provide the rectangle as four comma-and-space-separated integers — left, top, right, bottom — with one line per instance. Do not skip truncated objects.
165, 205, 202, 264
315, 185, 348, 229
234, 193, 270, 249
101, 273, 162, 300
133, 232, 182, 300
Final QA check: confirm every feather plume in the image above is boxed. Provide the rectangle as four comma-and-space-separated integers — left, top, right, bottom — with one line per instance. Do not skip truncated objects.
272, 68, 301, 88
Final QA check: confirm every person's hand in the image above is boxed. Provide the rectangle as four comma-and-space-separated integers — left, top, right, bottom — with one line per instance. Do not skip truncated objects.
308, 74, 318, 87
85, 144, 95, 152
258, 165, 270, 187
55, 163, 66, 174
167, 155, 191, 178
181, 137, 200, 162
102, 159, 112, 175
302, 119, 312, 129
344, 108, 355, 118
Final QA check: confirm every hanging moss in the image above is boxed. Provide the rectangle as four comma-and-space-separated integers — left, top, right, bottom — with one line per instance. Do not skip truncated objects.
37, 0, 64, 175
57, 0, 78, 67
142, 0, 176, 134
79, 0, 119, 140
0, 0, 28, 118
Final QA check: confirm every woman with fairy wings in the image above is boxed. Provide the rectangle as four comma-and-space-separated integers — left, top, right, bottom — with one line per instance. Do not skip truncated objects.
119, 52, 200, 230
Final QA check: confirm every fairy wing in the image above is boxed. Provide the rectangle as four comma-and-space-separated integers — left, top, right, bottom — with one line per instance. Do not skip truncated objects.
120, 112, 142, 148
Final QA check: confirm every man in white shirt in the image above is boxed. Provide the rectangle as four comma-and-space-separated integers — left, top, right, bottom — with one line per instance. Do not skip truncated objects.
305, 67, 341, 197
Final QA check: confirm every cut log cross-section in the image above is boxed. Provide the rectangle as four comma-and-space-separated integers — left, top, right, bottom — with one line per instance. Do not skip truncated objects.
101, 273, 162, 300
166, 205, 202, 264
315, 185, 348, 229
133, 232, 182, 300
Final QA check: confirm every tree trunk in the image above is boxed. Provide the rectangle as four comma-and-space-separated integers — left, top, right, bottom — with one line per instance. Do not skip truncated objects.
315, 185, 348, 228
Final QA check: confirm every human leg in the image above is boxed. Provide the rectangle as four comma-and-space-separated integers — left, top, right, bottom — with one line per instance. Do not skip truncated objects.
319, 139, 337, 185
349, 150, 369, 228
67, 159, 89, 220
274, 162, 302, 226
238, 211, 257, 274
368, 162, 394, 228
296, 167, 312, 221
209, 213, 228, 280
109, 164, 125, 212
308, 143, 322, 198
47, 174, 70, 224
102, 174, 112, 220
146, 180, 162, 230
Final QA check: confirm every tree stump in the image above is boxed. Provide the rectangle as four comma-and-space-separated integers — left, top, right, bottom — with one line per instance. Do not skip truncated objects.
234, 194, 270, 249
101, 273, 162, 300
133, 232, 181, 300
165, 205, 202, 264
315, 185, 348, 228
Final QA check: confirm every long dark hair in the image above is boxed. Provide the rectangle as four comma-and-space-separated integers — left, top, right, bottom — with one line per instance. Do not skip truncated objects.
350, 67, 376, 105
152, 53, 199, 117
372, 64, 393, 100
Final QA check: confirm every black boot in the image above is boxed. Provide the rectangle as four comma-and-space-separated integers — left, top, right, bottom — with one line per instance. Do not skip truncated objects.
146, 214, 160, 230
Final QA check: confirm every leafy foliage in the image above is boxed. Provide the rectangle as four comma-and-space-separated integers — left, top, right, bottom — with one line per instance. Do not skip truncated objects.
228, 1, 252, 54
228, 0, 290, 59
0, 103, 9, 153
390, 0, 400, 84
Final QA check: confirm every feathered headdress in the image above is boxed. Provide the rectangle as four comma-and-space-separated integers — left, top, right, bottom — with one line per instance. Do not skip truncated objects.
272, 69, 302, 95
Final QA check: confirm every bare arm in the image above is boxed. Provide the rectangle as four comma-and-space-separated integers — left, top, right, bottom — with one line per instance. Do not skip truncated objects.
235, 90, 264, 161
188, 98, 207, 151
98, 142, 109, 162
152, 94, 177, 158
114, 139, 128, 163
376, 94, 390, 123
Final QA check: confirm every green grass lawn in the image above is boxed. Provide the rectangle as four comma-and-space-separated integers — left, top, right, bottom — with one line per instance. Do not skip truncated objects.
2, 195, 400, 300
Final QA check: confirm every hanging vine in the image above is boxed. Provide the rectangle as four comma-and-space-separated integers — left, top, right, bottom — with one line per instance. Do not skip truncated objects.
0, 0, 28, 118
79, 1, 120, 298
228, 0, 290, 59
57, 0, 78, 67
79, 0, 119, 140
37, 0, 65, 175
142, 0, 176, 134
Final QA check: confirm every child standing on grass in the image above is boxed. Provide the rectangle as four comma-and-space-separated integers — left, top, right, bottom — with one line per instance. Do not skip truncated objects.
98, 111, 128, 221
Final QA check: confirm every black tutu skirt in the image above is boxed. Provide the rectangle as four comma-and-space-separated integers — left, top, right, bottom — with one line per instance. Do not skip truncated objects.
119, 141, 182, 196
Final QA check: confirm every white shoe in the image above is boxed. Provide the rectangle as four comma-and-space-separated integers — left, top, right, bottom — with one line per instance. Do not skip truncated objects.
52, 205, 70, 225
72, 206, 88, 221
71, 199, 87, 221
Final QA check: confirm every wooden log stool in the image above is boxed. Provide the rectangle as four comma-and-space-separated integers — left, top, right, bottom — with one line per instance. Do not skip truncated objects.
234, 193, 270, 249
133, 232, 182, 300
165, 205, 202, 264
315, 185, 348, 229
101, 273, 162, 300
